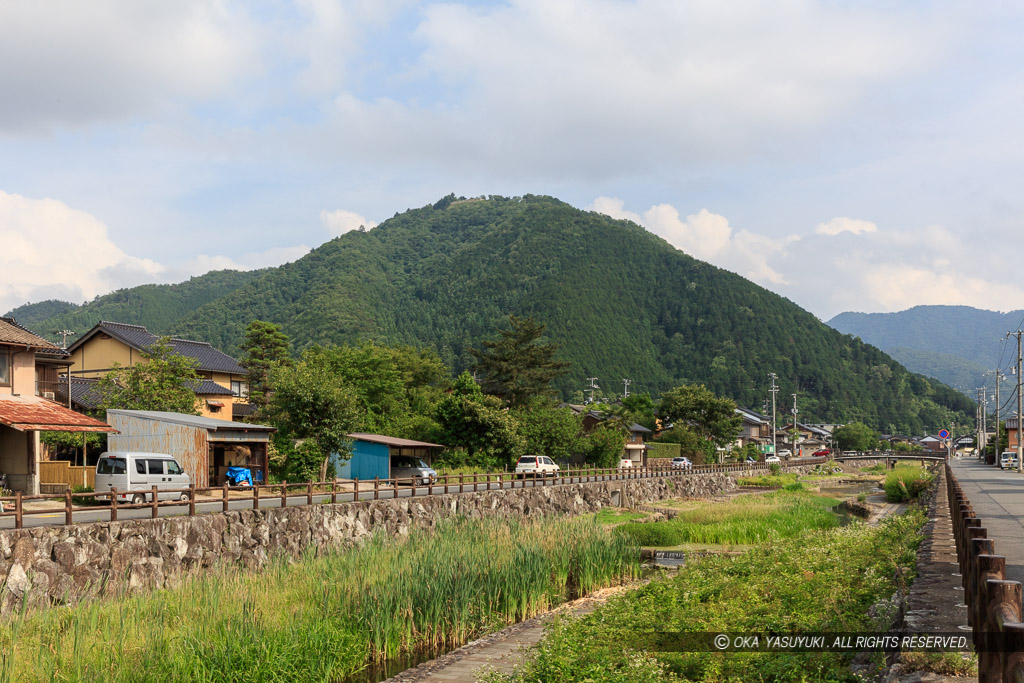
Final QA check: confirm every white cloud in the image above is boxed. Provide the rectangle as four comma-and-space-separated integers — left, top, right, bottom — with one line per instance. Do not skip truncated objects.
590, 195, 1024, 319
590, 196, 787, 285
0, 191, 163, 313
320, 209, 378, 236
816, 217, 878, 236
172, 245, 312, 279
0, 1, 261, 132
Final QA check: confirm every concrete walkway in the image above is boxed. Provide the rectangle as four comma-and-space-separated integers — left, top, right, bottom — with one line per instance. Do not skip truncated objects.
385, 584, 635, 683
948, 457, 1024, 584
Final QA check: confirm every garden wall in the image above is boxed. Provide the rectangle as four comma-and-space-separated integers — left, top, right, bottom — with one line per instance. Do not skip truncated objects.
0, 467, 813, 615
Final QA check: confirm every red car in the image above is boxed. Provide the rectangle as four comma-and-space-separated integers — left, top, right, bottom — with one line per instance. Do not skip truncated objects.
812, 449, 831, 457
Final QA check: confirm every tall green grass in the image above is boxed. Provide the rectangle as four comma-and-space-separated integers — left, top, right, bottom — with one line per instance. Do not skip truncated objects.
616, 490, 840, 546
0, 516, 639, 682
883, 465, 935, 502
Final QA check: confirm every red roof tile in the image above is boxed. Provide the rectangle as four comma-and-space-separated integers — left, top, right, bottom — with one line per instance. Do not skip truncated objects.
0, 395, 115, 432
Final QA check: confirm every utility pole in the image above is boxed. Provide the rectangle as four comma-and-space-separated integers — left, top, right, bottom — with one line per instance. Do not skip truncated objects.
791, 393, 799, 456
768, 373, 779, 458
994, 369, 1003, 462
1008, 331, 1024, 473
981, 387, 988, 456
622, 378, 631, 398
54, 329, 75, 350
586, 377, 599, 405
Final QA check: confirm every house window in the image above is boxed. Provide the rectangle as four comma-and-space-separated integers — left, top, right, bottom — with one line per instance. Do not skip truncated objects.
231, 380, 249, 398
0, 349, 9, 386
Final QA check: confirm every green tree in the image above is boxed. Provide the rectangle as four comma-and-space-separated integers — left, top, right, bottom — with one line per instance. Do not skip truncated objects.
657, 384, 741, 448
833, 422, 879, 451
98, 337, 200, 414
471, 315, 571, 407
583, 422, 628, 468
240, 320, 291, 417
653, 424, 716, 464
266, 350, 361, 481
512, 398, 583, 462
614, 392, 657, 430
434, 372, 525, 469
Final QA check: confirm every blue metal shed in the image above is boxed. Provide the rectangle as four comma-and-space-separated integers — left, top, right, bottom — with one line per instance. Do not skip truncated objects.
333, 433, 443, 480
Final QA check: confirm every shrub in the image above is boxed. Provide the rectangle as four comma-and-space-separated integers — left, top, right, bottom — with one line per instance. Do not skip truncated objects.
883, 466, 935, 502
769, 463, 781, 476
71, 484, 95, 506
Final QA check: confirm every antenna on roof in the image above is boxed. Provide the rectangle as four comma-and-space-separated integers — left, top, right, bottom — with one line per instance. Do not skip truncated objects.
54, 329, 75, 349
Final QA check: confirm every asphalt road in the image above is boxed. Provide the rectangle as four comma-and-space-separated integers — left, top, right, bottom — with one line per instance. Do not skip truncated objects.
949, 456, 1024, 584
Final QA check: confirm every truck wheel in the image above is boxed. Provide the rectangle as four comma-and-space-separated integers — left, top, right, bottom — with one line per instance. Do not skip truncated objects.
179, 493, 189, 502
131, 493, 146, 505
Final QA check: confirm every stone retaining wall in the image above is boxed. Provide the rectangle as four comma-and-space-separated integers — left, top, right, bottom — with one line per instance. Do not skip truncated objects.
0, 468, 812, 615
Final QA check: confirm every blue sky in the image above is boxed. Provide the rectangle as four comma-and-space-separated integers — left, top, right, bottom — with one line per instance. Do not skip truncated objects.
3, 1, 1024, 321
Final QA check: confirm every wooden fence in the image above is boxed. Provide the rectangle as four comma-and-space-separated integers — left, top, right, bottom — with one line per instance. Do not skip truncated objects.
38, 460, 94, 489
946, 463, 1024, 681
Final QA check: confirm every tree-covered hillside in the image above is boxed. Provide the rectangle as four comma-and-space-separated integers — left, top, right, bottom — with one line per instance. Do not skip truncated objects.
13, 195, 973, 433
163, 195, 970, 434
828, 305, 1023, 398
4, 270, 264, 343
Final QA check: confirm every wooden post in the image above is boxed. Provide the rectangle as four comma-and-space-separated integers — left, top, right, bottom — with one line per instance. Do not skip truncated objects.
109, 487, 117, 522
253, 483, 260, 510
428, 475, 433, 496
189, 485, 196, 516
223, 483, 229, 513
459, 473, 464, 494
331, 480, 337, 505
65, 489, 72, 526
411, 476, 416, 497
152, 485, 159, 518
374, 477, 379, 500
281, 480, 287, 508
307, 481, 313, 506
353, 478, 359, 502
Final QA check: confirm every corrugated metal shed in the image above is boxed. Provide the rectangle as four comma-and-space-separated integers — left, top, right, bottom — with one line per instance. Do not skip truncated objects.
107, 410, 274, 488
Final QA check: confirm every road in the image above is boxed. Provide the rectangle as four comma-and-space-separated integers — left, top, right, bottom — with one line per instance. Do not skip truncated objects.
0, 471, 670, 529
948, 456, 1024, 584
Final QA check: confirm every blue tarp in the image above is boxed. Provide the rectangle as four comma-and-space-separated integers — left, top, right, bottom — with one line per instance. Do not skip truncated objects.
225, 466, 253, 486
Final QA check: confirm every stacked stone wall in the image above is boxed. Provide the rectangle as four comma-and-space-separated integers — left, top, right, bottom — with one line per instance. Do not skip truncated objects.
0, 467, 813, 615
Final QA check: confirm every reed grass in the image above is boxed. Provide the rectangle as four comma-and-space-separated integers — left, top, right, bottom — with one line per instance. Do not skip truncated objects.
616, 490, 841, 547
0, 516, 639, 682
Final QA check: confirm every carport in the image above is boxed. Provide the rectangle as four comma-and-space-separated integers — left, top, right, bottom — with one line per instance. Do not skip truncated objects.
0, 395, 115, 494
334, 433, 443, 481
106, 410, 275, 488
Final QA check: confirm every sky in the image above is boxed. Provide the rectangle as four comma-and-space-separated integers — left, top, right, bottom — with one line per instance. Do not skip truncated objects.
3, 0, 1024, 322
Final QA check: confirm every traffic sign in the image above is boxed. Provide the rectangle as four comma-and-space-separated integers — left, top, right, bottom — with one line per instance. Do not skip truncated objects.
938, 429, 950, 439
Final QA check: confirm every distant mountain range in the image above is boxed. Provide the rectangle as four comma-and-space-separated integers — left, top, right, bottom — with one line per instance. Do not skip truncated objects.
6, 194, 973, 433
828, 305, 1023, 401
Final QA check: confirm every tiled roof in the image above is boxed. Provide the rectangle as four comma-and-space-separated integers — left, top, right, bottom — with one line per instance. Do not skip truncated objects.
0, 394, 115, 432
68, 376, 105, 410
0, 317, 60, 350
232, 402, 257, 419
187, 379, 235, 396
69, 321, 246, 374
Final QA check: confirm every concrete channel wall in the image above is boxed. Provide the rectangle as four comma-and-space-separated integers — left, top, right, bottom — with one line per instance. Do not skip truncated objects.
0, 467, 814, 616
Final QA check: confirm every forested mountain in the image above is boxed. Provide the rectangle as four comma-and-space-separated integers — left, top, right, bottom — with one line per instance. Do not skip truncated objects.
828, 305, 1023, 398
3, 270, 264, 342
14, 195, 973, 433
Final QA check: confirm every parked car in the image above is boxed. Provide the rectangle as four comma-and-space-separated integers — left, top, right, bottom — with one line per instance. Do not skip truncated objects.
813, 449, 831, 457
765, 454, 782, 464
1000, 451, 1019, 470
618, 458, 634, 469
391, 456, 438, 485
776, 449, 792, 459
95, 451, 191, 504
671, 456, 692, 470
515, 455, 560, 478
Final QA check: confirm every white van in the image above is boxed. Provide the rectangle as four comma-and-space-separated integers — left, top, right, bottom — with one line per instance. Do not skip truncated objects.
1000, 451, 1019, 470
95, 452, 191, 504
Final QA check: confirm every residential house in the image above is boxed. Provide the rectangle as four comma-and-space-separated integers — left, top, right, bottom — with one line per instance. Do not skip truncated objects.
0, 318, 115, 493
563, 404, 650, 464
66, 321, 251, 421
917, 435, 948, 454
734, 407, 773, 454
778, 421, 830, 456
